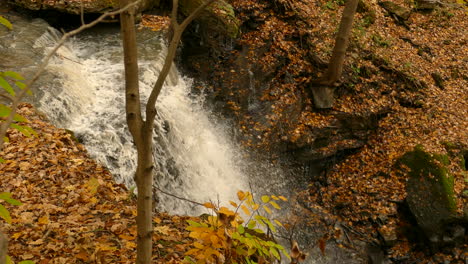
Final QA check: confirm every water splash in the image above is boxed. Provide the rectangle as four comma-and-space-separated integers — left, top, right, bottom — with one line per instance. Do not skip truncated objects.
34, 27, 250, 214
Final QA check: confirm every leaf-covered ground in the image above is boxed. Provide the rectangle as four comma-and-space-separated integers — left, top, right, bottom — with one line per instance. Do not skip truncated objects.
221, 0, 467, 262
0, 104, 196, 263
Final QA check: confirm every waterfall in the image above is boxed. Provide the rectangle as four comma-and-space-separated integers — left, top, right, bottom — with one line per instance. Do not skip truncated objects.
32, 27, 255, 214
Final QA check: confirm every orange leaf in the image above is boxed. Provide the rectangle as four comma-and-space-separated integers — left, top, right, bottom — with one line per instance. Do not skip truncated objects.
203, 202, 216, 209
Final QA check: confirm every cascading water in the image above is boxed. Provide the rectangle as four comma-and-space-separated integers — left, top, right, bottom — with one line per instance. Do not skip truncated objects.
32, 26, 255, 214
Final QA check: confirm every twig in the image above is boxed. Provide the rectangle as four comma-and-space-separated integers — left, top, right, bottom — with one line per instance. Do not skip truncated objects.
80, 0, 85, 25
153, 186, 204, 207
0, 0, 142, 151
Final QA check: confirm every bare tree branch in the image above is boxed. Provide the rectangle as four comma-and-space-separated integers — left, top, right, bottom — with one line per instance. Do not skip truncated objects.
145, 0, 216, 127
0, 0, 142, 151
154, 186, 204, 207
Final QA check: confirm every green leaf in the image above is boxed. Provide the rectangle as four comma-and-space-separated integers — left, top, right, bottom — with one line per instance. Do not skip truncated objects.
0, 204, 12, 224
6, 255, 13, 264
0, 76, 15, 96
13, 113, 28, 122
263, 218, 276, 232
9, 123, 32, 137
0, 192, 12, 200
0, 157, 5, 163
15, 81, 32, 96
0, 104, 10, 117
19, 261, 35, 264
4, 71, 24, 80
0, 192, 22, 206
270, 247, 280, 260
247, 220, 256, 229
0, 15, 12, 30
186, 220, 203, 227
261, 195, 270, 203
2, 136, 8, 143
237, 224, 245, 234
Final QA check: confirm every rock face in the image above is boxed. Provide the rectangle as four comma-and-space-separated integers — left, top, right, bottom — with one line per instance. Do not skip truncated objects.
400, 145, 461, 247
179, 0, 240, 38
7, 0, 156, 14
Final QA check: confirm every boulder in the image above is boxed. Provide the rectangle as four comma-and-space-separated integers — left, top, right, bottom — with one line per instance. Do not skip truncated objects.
399, 145, 458, 246
379, 1, 411, 20
179, 0, 240, 38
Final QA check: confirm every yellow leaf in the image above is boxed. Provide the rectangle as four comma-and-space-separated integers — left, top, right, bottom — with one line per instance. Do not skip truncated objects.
203, 202, 216, 209
229, 200, 238, 208
218, 207, 235, 216
194, 241, 204, 249
11, 232, 22, 239
118, 234, 135, 240
85, 177, 99, 195
154, 225, 171, 235
278, 195, 288, 201
274, 219, 283, 227
153, 217, 162, 224
269, 201, 281, 210
271, 195, 279, 200
261, 195, 270, 203
237, 190, 246, 201
251, 203, 260, 210
185, 248, 199, 256
241, 205, 251, 216
89, 197, 98, 204
38, 215, 49, 225
263, 205, 272, 214
97, 244, 117, 252
210, 234, 219, 245
125, 241, 137, 248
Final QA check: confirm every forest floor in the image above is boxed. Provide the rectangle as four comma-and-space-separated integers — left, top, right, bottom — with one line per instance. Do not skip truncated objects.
0, 104, 193, 263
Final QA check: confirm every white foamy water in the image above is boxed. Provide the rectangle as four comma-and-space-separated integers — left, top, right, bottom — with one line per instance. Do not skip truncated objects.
34, 27, 249, 214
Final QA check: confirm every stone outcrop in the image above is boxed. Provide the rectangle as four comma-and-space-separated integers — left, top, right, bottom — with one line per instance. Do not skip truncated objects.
7, 0, 156, 14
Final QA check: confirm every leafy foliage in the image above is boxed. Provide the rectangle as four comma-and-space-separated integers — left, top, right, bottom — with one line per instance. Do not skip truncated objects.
0, 193, 35, 264
0, 71, 36, 154
184, 191, 289, 264
0, 15, 12, 30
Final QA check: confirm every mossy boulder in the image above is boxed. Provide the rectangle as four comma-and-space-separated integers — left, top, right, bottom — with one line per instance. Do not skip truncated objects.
179, 0, 240, 38
400, 145, 457, 242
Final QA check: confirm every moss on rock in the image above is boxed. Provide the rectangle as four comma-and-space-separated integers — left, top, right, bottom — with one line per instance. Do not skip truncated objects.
179, 0, 240, 38
400, 145, 457, 237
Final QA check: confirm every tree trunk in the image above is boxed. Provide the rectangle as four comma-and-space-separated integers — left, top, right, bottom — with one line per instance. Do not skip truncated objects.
119, 1, 153, 264
119, 1, 216, 263
0, 232, 7, 264
312, 0, 359, 108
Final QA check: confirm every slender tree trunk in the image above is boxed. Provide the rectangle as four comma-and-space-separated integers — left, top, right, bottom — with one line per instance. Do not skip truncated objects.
312, 0, 359, 108
119, 1, 216, 263
119, 1, 153, 263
